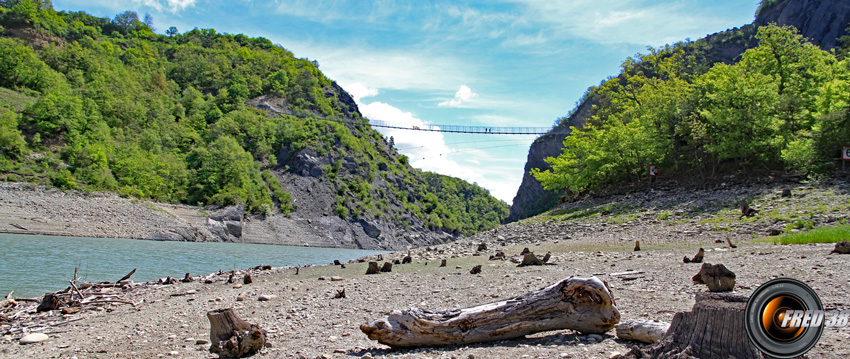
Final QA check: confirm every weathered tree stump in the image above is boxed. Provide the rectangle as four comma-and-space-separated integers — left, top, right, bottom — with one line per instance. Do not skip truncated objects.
243, 274, 253, 284
520, 247, 531, 255
830, 240, 850, 254
469, 265, 482, 274
402, 255, 412, 264
489, 251, 505, 260
634, 240, 641, 251
620, 293, 764, 359
781, 188, 792, 198
160, 276, 178, 285
739, 201, 759, 219
37, 293, 65, 312
333, 260, 342, 266
393, 259, 401, 265
682, 248, 704, 263
616, 319, 670, 344
477, 243, 487, 251
541, 252, 551, 263
440, 259, 447, 267
365, 262, 380, 275
726, 237, 737, 249
182, 273, 194, 283
227, 271, 235, 283
207, 308, 267, 359
518, 253, 544, 267
692, 263, 735, 292
360, 277, 619, 348
380, 262, 393, 273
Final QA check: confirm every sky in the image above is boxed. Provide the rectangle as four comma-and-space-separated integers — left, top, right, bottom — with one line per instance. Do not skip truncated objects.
52, 0, 761, 204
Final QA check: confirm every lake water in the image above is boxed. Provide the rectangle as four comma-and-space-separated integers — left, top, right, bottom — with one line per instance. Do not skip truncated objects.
0, 233, 387, 297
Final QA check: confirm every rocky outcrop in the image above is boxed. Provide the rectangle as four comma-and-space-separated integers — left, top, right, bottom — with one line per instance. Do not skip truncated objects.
755, 0, 850, 49
508, 0, 850, 223
507, 97, 593, 222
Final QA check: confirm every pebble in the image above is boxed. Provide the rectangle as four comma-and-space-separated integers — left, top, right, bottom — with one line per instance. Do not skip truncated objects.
236, 294, 245, 301
19, 333, 49, 344
258, 294, 277, 301
196, 339, 210, 345
588, 334, 603, 342
168, 351, 179, 356
233, 284, 242, 289
184, 338, 195, 342
330, 276, 344, 281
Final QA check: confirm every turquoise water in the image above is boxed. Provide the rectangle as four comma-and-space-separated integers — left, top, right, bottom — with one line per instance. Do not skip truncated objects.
0, 233, 387, 297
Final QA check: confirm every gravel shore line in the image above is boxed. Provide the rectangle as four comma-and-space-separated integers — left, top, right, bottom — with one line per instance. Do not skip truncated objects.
1, 179, 849, 358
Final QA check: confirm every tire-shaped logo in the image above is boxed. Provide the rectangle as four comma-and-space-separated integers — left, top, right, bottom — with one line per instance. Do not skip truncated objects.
745, 278, 823, 358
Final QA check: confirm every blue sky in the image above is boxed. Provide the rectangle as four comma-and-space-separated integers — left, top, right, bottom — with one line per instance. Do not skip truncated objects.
53, 0, 760, 204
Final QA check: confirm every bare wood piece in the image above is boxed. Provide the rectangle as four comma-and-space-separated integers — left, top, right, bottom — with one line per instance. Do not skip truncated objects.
469, 265, 482, 275
726, 237, 737, 249
182, 273, 195, 283
207, 308, 268, 359
227, 271, 235, 284
520, 247, 531, 255
402, 254, 412, 264
243, 274, 253, 284
333, 289, 346, 299
518, 253, 544, 267
365, 262, 380, 275
393, 259, 401, 265
360, 277, 620, 348
333, 260, 342, 266
380, 262, 393, 273
692, 263, 736, 292
68, 280, 85, 301
0, 291, 17, 308
541, 252, 551, 263
11, 223, 28, 231
683, 248, 704, 263
830, 240, 850, 254
616, 319, 670, 344
440, 259, 447, 267
620, 293, 764, 359
634, 240, 641, 251
477, 243, 487, 251
116, 268, 136, 283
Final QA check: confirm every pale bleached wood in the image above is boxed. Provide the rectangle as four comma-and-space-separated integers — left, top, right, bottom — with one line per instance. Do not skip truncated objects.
615, 319, 669, 343
360, 277, 619, 348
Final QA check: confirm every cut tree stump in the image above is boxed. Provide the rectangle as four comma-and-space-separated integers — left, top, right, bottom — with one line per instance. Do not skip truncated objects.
830, 240, 850, 254
489, 251, 505, 260
620, 292, 764, 359
207, 308, 268, 359
541, 252, 551, 263
518, 253, 544, 267
365, 262, 380, 275
402, 255, 412, 264
243, 274, 253, 284
469, 265, 482, 275
182, 273, 194, 283
37, 293, 65, 312
440, 259, 447, 267
634, 240, 641, 251
739, 201, 759, 219
360, 277, 619, 348
477, 243, 487, 251
683, 248, 704, 263
616, 319, 670, 344
692, 263, 735, 292
380, 262, 393, 273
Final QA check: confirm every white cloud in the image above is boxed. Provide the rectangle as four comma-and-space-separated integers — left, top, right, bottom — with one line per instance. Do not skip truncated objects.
132, 0, 196, 12
438, 85, 478, 108
342, 82, 379, 103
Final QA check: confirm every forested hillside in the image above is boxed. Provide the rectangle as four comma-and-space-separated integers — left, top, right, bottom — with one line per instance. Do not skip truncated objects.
532, 24, 850, 194
0, 0, 508, 248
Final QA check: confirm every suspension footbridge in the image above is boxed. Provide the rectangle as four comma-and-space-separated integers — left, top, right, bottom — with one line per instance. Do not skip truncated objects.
331, 118, 571, 135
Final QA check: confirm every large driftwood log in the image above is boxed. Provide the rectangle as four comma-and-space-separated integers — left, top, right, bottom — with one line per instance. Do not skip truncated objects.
620, 293, 764, 359
207, 308, 267, 359
616, 319, 670, 344
360, 277, 619, 348
518, 253, 544, 267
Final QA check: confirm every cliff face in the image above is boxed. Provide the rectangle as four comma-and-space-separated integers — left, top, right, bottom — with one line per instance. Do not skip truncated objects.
507, 0, 850, 223
755, 0, 850, 49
